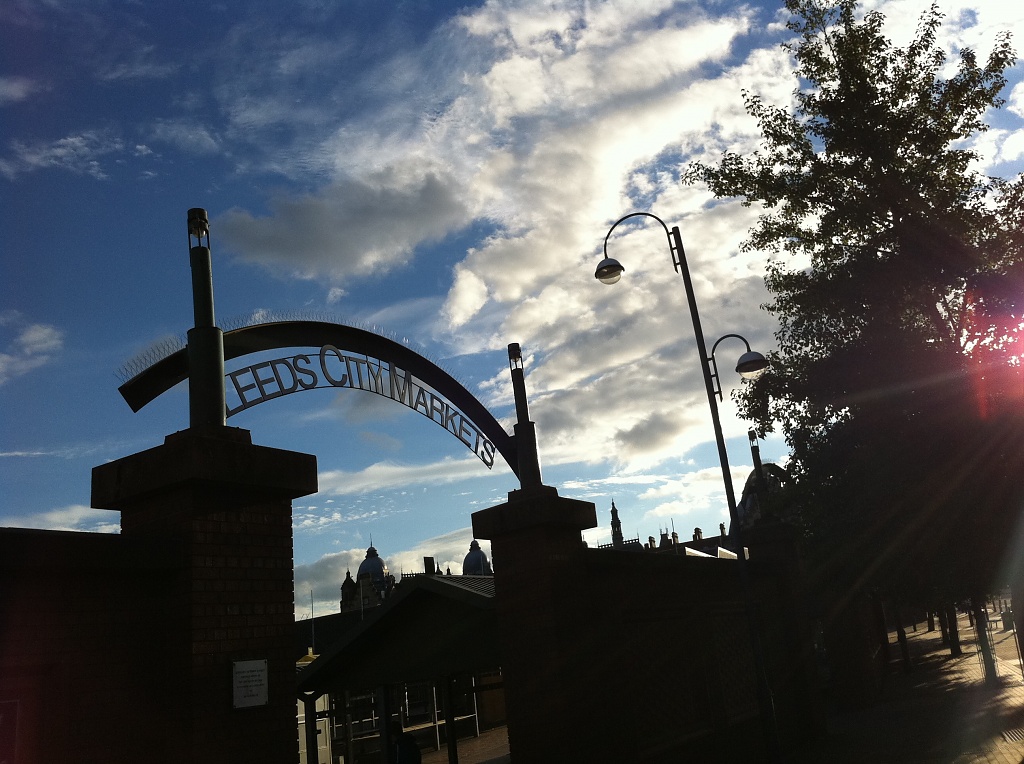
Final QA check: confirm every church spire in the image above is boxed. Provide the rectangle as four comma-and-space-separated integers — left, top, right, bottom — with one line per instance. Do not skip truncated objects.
610, 501, 624, 548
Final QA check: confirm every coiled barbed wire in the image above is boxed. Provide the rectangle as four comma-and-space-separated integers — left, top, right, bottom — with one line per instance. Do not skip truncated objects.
115, 334, 187, 382
115, 310, 469, 389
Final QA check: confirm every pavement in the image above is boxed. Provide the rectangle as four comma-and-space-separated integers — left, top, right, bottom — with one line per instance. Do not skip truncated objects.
788, 611, 1024, 763
421, 612, 1024, 763
420, 726, 509, 764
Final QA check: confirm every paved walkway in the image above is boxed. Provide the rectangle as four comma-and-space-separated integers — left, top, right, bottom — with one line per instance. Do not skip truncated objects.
790, 613, 1024, 763
420, 614, 1024, 763
420, 726, 509, 764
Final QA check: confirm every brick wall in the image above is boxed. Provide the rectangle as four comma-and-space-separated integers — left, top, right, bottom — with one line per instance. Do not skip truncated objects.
0, 426, 317, 764
180, 505, 299, 763
474, 490, 818, 763
0, 529, 175, 763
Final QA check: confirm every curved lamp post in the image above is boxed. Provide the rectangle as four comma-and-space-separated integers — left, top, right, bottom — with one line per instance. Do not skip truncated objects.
596, 212, 780, 761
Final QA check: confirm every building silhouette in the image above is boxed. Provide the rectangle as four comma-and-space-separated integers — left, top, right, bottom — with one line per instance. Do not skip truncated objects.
340, 545, 396, 614
296, 539, 504, 763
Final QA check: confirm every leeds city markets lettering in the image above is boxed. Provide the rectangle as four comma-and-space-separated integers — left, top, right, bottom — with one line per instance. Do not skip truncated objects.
225, 344, 496, 469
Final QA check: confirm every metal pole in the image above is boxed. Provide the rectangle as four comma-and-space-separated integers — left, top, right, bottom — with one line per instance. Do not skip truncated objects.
432, 684, 442, 751
301, 693, 321, 764
471, 675, 480, 737
668, 223, 782, 761
185, 208, 226, 428
507, 343, 543, 489
442, 675, 459, 764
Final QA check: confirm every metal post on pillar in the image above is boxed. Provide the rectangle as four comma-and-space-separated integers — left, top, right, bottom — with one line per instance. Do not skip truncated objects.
507, 343, 543, 491
186, 207, 226, 429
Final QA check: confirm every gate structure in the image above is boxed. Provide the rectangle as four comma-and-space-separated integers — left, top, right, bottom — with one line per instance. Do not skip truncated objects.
98, 209, 548, 762
0, 208, 550, 764
1, 208, 819, 763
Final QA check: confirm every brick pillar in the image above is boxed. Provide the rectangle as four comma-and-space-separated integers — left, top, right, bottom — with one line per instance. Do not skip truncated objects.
92, 426, 317, 764
472, 485, 596, 762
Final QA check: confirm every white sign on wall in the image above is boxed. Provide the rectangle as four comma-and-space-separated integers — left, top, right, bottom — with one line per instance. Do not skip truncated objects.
232, 660, 268, 709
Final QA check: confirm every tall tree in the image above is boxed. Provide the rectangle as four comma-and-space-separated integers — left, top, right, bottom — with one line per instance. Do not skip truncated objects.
685, 0, 1024, 605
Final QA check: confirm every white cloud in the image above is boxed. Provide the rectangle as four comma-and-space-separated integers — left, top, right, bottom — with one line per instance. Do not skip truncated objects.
455, 190, 773, 475
638, 464, 752, 519
0, 439, 136, 460
0, 352, 48, 384
1, 504, 120, 534
0, 76, 39, 106
999, 131, 1024, 164
0, 313, 64, 385
0, 130, 124, 180
434, 0, 1024, 484
444, 266, 490, 328
16, 323, 63, 355
318, 455, 514, 496
149, 120, 220, 154
216, 170, 469, 280
97, 44, 179, 81
1009, 82, 1024, 119
209, 2, 759, 296
200, 1, 788, 483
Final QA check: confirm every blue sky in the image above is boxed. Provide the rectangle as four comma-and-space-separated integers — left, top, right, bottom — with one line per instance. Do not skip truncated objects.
2, 0, 1023, 618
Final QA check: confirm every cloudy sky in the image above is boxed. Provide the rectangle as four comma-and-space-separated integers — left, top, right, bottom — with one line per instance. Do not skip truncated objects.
2, 0, 1022, 618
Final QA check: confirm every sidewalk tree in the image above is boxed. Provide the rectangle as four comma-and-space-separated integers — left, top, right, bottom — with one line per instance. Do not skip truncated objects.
685, 0, 1024, 608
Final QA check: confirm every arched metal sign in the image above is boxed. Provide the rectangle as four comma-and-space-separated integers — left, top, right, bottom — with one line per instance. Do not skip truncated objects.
119, 320, 519, 476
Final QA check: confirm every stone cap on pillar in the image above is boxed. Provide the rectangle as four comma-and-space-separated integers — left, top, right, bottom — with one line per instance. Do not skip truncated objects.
91, 425, 318, 513
472, 488, 597, 541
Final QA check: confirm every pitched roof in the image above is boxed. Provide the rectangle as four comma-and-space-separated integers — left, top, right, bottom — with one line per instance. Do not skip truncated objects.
296, 574, 497, 694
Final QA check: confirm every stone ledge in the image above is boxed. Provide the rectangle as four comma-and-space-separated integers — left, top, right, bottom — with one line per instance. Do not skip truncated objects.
91, 426, 317, 513
472, 489, 597, 539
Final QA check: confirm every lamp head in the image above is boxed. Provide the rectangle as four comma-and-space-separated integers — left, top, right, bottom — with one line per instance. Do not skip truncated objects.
595, 257, 624, 285
735, 350, 768, 379
187, 207, 210, 248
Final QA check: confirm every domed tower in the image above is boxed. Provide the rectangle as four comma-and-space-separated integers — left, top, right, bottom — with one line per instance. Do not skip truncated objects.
342, 545, 395, 613
463, 539, 493, 575
357, 545, 389, 589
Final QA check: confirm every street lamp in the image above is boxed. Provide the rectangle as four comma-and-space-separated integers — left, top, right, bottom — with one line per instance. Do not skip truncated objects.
596, 211, 780, 761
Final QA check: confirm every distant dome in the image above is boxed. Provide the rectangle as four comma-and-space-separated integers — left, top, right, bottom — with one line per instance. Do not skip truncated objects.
357, 546, 389, 583
463, 539, 492, 575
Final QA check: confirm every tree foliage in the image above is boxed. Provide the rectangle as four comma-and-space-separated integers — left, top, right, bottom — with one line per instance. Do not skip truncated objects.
685, 0, 1024, 602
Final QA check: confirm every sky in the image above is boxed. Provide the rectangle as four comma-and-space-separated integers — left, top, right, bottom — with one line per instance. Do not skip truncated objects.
2, 0, 1023, 620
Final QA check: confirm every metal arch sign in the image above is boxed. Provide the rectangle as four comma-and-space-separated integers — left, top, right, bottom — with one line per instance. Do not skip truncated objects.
226, 344, 498, 468
118, 321, 518, 476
